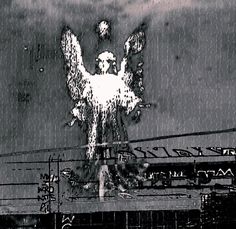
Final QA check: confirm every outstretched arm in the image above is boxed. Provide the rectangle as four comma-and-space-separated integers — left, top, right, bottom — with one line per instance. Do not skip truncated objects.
120, 57, 127, 74
119, 57, 133, 86
119, 37, 132, 79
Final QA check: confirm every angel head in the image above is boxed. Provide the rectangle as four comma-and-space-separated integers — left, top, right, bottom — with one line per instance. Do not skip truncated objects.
96, 51, 117, 74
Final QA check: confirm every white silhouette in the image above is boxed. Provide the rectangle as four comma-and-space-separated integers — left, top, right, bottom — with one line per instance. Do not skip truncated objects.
61, 27, 146, 160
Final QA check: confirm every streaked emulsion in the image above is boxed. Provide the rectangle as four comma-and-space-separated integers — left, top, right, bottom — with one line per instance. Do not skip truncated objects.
61, 26, 148, 159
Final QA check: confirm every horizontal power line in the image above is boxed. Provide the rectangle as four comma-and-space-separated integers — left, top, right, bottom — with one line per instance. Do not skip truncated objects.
0, 127, 236, 158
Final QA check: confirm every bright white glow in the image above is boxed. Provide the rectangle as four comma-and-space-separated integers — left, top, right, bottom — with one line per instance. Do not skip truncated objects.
61, 29, 143, 159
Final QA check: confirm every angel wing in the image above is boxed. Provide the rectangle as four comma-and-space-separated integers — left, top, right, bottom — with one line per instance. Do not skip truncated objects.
61, 28, 90, 101
119, 27, 146, 99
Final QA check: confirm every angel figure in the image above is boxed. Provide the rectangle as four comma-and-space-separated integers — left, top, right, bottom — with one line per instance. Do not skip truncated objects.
61, 26, 147, 198
61, 26, 146, 159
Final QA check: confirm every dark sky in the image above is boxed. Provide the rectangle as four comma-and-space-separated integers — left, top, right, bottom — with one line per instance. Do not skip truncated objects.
1, 0, 236, 156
